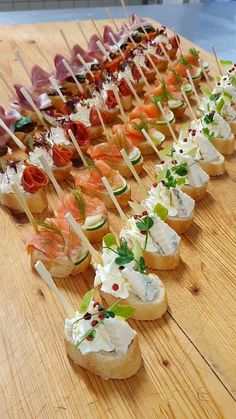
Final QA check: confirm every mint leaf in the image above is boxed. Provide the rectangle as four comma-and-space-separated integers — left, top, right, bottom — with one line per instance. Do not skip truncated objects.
79, 289, 94, 313
153, 203, 168, 221
108, 303, 135, 319
136, 216, 154, 232
103, 233, 117, 248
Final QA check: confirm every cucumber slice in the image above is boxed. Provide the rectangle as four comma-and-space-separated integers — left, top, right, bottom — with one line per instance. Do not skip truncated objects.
74, 251, 89, 266
189, 67, 202, 80
85, 218, 107, 232
131, 151, 142, 165
148, 129, 165, 145
156, 112, 175, 126
168, 100, 185, 109
114, 181, 128, 196
183, 84, 193, 95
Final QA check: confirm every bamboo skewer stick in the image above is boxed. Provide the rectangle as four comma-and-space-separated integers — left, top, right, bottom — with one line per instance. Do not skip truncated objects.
20, 87, 47, 128
34, 41, 51, 70
101, 177, 128, 223
0, 119, 26, 151
76, 21, 88, 45
145, 51, 162, 79
201, 67, 211, 84
0, 72, 15, 96
135, 61, 150, 90
65, 212, 102, 264
62, 59, 84, 94
35, 261, 75, 318
68, 129, 87, 166
124, 76, 142, 104
124, 27, 136, 48
186, 69, 201, 107
106, 8, 119, 31
157, 102, 178, 143
49, 76, 67, 103
120, 149, 147, 194
159, 42, 171, 64
181, 88, 197, 120
95, 107, 109, 138
172, 28, 184, 58
14, 50, 31, 81
110, 85, 127, 122
88, 14, 103, 41
120, 0, 129, 22
109, 32, 124, 57
141, 129, 162, 159
59, 29, 72, 55
136, 16, 148, 37
11, 183, 37, 231
76, 54, 94, 79
96, 40, 112, 62
212, 46, 223, 76
38, 155, 65, 201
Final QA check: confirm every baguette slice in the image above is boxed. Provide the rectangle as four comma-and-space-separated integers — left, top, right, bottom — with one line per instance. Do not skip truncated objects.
30, 249, 91, 278
80, 184, 131, 209
87, 125, 104, 140
52, 162, 73, 181
199, 155, 225, 176
143, 246, 180, 270
120, 95, 133, 111
0, 188, 48, 214
134, 81, 145, 94
213, 134, 235, 155
229, 121, 236, 135
100, 274, 168, 321
166, 212, 194, 234
100, 156, 143, 178
182, 182, 208, 201
82, 219, 110, 243
65, 334, 142, 380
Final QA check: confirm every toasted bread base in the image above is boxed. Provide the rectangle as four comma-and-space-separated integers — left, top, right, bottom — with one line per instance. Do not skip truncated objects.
100, 274, 168, 321
199, 156, 225, 176
80, 185, 131, 209
87, 125, 104, 140
156, 122, 176, 138
83, 219, 110, 243
171, 104, 187, 120
229, 121, 236, 135
145, 70, 156, 83
120, 95, 133, 111
65, 335, 142, 380
213, 135, 235, 156
138, 141, 161, 155
0, 188, 48, 214
143, 246, 180, 270
169, 48, 178, 60
52, 162, 73, 181
30, 249, 91, 278
181, 182, 208, 201
166, 214, 194, 234
157, 60, 168, 72
100, 157, 143, 178
134, 81, 145, 94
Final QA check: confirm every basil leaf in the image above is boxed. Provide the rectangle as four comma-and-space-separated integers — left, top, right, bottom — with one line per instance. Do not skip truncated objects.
108, 303, 135, 319
103, 233, 117, 248
153, 203, 168, 221
136, 216, 154, 232
79, 289, 94, 313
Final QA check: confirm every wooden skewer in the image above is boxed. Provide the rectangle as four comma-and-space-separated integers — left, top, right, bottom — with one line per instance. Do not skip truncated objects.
186, 69, 201, 107
62, 59, 84, 94
159, 42, 171, 64
141, 129, 162, 159
59, 28, 72, 55
65, 212, 102, 265
181, 88, 197, 120
201, 67, 211, 84
135, 61, 150, 90
144, 51, 162, 79
120, 148, 147, 194
172, 28, 184, 58
38, 155, 65, 201
157, 102, 178, 143
124, 75, 142, 104
0, 72, 15, 96
96, 40, 112, 62
101, 177, 127, 223
110, 84, 127, 122
14, 50, 31, 81
34, 41, 51, 70
136, 16, 148, 37
76, 21, 88, 45
106, 8, 119, 31
77, 53, 94, 79
11, 182, 37, 231
124, 27, 136, 48
35, 261, 75, 318
49, 76, 66, 103
95, 107, 109, 138
68, 129, 87, 166
0, 119, 26, 151
20, 87, 47, 128
120, 0, 129, 22
109, 32, 124, 57
88, 13, 103, 41
212, 46, 223, 76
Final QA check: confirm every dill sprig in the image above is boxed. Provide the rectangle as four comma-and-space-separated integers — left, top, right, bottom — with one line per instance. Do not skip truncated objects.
72, 188, 85, 217
34, 219, 65, 243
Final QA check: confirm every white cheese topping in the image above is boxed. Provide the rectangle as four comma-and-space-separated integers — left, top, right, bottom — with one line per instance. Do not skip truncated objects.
39, 93, 52, 110
48, 126, 71, 146
0, 161, 25, 194
117, 65, 135, 83
82, 214, 104, 229
70, 103, 91, 126
28, 147, 54, 168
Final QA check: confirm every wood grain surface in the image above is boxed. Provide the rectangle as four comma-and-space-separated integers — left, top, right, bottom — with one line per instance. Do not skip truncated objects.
0, 18, 235, 419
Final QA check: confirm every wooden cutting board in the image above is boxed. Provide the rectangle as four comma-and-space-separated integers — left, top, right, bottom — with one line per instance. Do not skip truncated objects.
0, 18, 235, 419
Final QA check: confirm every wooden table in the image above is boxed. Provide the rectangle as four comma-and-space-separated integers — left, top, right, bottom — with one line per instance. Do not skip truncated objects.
0, 18, 235, 419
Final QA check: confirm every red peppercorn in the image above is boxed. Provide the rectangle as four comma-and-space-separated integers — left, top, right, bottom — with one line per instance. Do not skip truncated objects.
183, 138, 187, 142
98, 313, 105, 320
98, 306, 104, 312
153, 182, 157, 188
112, 283, 119, 291
93, 301, 100, 308
160, 160, 165, 164
161, 180, 166, 184
86, 334, 94, 341
142, 211, 148, 216
91, 320, 98, 327
83, 312, 92, 320
140, 230, 146, 235
179, 149, 183, 154
134, 215, 138, 219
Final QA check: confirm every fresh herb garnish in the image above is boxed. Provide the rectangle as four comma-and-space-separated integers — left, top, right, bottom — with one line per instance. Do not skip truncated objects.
209, 93, 221, 102
132, 116, 149, 133
171, 162, 188, 176
136, 216, 154, 251
72, 188, 85, 217
229, 74, 236, 88
85, 157, 102, 175
34, 219, 65, 242
79, 289, 94, 313
103, 237, 147, 273
153, 203, 168, 221
216, 98, 225, 114
179, 57, 189, 66
189, 48, 199, 59
164, 169, 177, 188
203, 112, 214, 125
107, 302, 135, 319
202, 127, 215, 142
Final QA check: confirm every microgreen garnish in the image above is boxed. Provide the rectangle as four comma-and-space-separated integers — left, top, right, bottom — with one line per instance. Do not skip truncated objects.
229, 74, 236, 88
72, 188, 85, 217
209, 93, 221, 102
136, 216, 154, 251
189, 48, 199, 59
171, 162, 188, 176
153, 203, 168, 221
85, 157, 102, 175
164, 169, 177, 188
202, 127, 215, 142
179, 57, 189, 66
203, 112, 214, 125
34, 219, 65, 242
79, 289, 94, 313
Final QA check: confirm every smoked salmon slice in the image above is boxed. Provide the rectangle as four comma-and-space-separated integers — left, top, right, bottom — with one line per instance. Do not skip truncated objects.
74, 160, 124, 191
55, 191, 107, 222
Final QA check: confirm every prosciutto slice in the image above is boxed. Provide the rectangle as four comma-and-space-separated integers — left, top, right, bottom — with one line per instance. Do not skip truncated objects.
0, 106, 21, 144
88, 35, 104, 61
13, 84, 51, 111
103, 25, 120, 48
31, 65, 51, 92
54, 54, 70, 81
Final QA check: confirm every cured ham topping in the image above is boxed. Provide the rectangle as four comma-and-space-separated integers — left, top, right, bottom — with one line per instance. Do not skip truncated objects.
22, 165, 48, 193
0, 144, 8, 157
31, 65, 51, 92
64, 121, 90, 147
52, 145, 73, 167
54, 54, 70, 81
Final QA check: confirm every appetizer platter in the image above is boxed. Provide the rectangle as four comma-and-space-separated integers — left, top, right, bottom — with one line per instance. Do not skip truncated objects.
0, 9, 235, 419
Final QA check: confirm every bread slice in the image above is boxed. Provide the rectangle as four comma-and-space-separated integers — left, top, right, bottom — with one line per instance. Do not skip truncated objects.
65, 334, 142, 380
52, 162, 73, 181
100, 157, 143, 178
134, 81, 145, 94
155, 121, 176, 138
166, 212, 194, 234
87, 125, 104, 140
145, 70, 156, 83
171, 103, 187, 119
182, 182, 208, 201
100, 274, 168, 321
30, 248, 91, 278
80, 184, 131, 209
83, 219, 110, 243
120, 95, 133, 111
157, 60, 168, 72
0, 188, 48, 214
143, 246, 180, 270
199, 155, 225, 176
213, 134, 235, 155
229, 121, 236, 135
